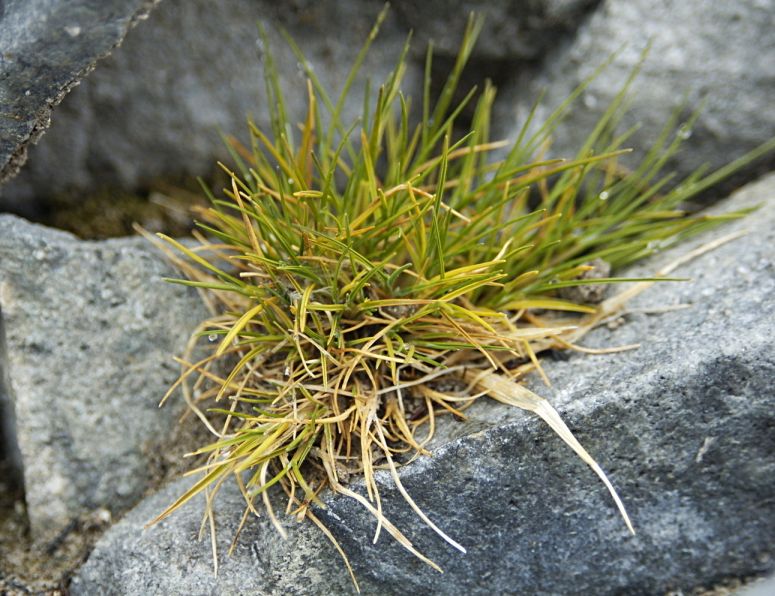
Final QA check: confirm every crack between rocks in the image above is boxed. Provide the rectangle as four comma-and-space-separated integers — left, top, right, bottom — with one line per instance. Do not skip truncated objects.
0, 304, 24, 495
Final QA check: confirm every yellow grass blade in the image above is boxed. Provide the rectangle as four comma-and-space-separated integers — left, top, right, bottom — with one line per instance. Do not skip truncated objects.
216, 303, 264, 356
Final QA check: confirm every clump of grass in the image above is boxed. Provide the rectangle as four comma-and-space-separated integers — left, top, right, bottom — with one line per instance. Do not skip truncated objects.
147, 10, 773, 589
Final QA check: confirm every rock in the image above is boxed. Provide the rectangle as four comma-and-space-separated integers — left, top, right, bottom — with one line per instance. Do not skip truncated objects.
0, 0, 159, 185
737, 573, 775, 596
71, 173, 775, 593
0, 0, 419, 214
501, 0, 775, 198
392, 0, 600, 60
70, 475, 354, 596
0, 215, 208, 541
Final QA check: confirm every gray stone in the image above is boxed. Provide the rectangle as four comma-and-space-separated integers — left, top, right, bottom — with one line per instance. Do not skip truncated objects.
0, 0, 159, 184
0, 309, 22, 478
71, 173, 775, 594
0, 0, 420, 212
71, 475, 354, 596
0, 215, 208, 540
736, 573, 775, 596
501, 0, 775, 198
392, 0, 600, 60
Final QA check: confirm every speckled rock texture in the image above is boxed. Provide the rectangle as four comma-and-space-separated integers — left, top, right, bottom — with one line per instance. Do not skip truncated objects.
0, 216, 207, 541
0, 0, 159, 184
503, 0, 775, 198
71, 174, 775, 594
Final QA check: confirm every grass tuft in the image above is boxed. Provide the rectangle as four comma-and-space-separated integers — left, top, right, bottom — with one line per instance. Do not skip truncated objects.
147, 11, 773, 589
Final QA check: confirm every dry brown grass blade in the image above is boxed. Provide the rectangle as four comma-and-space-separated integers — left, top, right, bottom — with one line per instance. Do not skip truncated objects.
306, 510, 361, 593
318, 431, 443, 572
373, 422, 467, 553
467, 369, 635, 534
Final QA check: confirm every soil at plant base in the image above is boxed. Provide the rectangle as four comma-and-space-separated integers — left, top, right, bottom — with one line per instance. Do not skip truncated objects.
0, 453, 93, 595
39, 184, 206, 240
0, 172, 224, 240
0, 407, 213, 594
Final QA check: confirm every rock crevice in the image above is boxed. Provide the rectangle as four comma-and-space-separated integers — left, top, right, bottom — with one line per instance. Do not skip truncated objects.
0, 306, 23, 495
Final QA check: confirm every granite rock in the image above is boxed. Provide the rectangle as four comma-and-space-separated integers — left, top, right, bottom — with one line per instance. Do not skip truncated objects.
0, 0, 159, 184
72, 173, 775, 593
737, 573, 775, 596
0, 0, 419, 213
0, 215, 207, 540
502, 0, 775, 198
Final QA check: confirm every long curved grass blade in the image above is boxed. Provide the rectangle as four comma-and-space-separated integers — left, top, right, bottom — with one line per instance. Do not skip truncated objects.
469, 370, 635, 534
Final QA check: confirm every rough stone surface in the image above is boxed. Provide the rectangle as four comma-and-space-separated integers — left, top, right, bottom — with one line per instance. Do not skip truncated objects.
72, 173, 775, 594
0, 215, 208, 540
0, 0, 419, 213
737, 573, 775, 596
502, 0, 775, 198
0, 0, 159, 184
